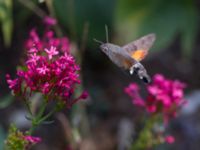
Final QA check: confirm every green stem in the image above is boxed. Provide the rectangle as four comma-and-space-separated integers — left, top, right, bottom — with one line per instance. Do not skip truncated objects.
28, 99, 61, 134
36, 98, 48, 119
28, 119, 37, 135
38, 106, 57, 123
28, 98, 48, 134
130, 115, 158, 150
18, 0, 46, 18
24, 98, 33, 116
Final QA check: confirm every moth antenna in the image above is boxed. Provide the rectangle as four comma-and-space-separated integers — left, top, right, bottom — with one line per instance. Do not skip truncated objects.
105, 24, 109, 43
93, 38, 104, 44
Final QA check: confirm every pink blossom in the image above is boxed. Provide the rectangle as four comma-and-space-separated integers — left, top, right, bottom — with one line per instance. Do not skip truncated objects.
125, 74, 186, 123
37, 65, 49, 75
30, 29, 40, 43
25, 29, 70, 53
6, 74, 21, 94
6, 75, 18, 89
44, 16, 57, 26
124, 83, 145, 106
26, 53, 40, 65
7, 29, 87, 107
79, 91, 89, 99
147, 105, 156, 113
42, 82, 50, 94
67, 91, 89, 108
165, 135, 175, 144
45, 46, 59, 60
28, 47, 38, 53
24, 135, 41, 143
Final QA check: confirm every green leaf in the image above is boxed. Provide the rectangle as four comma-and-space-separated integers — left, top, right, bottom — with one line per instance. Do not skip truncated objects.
115, 0, 198, 58
0, 0, 13, 47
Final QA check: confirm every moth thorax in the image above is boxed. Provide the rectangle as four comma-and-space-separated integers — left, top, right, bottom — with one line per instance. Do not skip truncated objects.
129, 62, 142, 75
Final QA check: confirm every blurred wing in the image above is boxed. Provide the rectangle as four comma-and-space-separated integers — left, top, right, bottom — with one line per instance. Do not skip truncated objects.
122, 33, 156, 61
108, 50, 137, 69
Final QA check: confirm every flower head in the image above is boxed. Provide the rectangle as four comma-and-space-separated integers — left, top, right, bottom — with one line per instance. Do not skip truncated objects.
5, 125, 41, 150
7, 29, 87, 107
125, 74, 186, 123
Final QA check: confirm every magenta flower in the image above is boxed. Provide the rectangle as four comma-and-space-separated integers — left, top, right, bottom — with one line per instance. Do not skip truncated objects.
44, 16, 57, 26
7, 29, 87, 107
25, 29, 70, 53
6, 74, 22, 94
124, 83, 145, 106
68, 91, 89, 108
26, 53, 40, 65
37, 65, 50, 75
125, 74, 186, 123
45, 46, 59, 60
164, 135, 175, 144
24, 135, 41, 143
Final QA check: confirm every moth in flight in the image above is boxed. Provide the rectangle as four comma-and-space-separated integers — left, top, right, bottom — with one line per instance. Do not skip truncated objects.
94, 28, 156, 83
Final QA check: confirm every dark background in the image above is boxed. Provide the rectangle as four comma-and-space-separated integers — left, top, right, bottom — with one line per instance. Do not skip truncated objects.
0, 0, 200, 149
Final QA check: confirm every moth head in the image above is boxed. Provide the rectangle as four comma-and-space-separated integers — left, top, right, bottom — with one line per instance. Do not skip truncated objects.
93, 39, 109, 53
100, 43, 111, 53
94, 25, 111, 53
130, 62, 151, 84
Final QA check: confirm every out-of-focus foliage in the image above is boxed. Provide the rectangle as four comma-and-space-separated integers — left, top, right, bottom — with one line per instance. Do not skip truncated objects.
4, 124, 28, 150
115, 0, 198, 57
0, 94, 13, 109
15, 0, 35, 27
53, 0, 115, 46
0, 0, 13, 47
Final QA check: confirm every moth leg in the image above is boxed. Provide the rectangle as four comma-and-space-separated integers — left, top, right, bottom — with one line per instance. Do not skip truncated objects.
129, 66, 134, 75
122, 59, 133, 70
129, 63, 140, 75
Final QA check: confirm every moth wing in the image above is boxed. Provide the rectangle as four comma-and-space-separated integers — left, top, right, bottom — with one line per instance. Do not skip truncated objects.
122, 33, 156, 61
109, 50, 137, 69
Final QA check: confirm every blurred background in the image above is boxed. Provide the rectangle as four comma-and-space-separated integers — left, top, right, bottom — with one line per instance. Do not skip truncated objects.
0, 0, 200, 149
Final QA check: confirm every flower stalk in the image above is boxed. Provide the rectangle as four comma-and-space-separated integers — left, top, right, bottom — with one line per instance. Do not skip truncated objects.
125, 74, 186, 149
130, 115, 159, 150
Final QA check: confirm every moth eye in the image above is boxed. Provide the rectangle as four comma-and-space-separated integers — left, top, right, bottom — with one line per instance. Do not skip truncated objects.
142, 76, 151, 84
104, 47, 108, 51
100, 45, 108, 52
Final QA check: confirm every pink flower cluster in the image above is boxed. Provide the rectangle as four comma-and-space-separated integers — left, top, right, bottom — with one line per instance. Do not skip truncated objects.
6, 29, 87, 107
25, 29, 70, 53
125, 74, 186, 123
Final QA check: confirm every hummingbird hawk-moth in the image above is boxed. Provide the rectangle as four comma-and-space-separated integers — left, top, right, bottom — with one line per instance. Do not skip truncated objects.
94, 30, 156, 83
